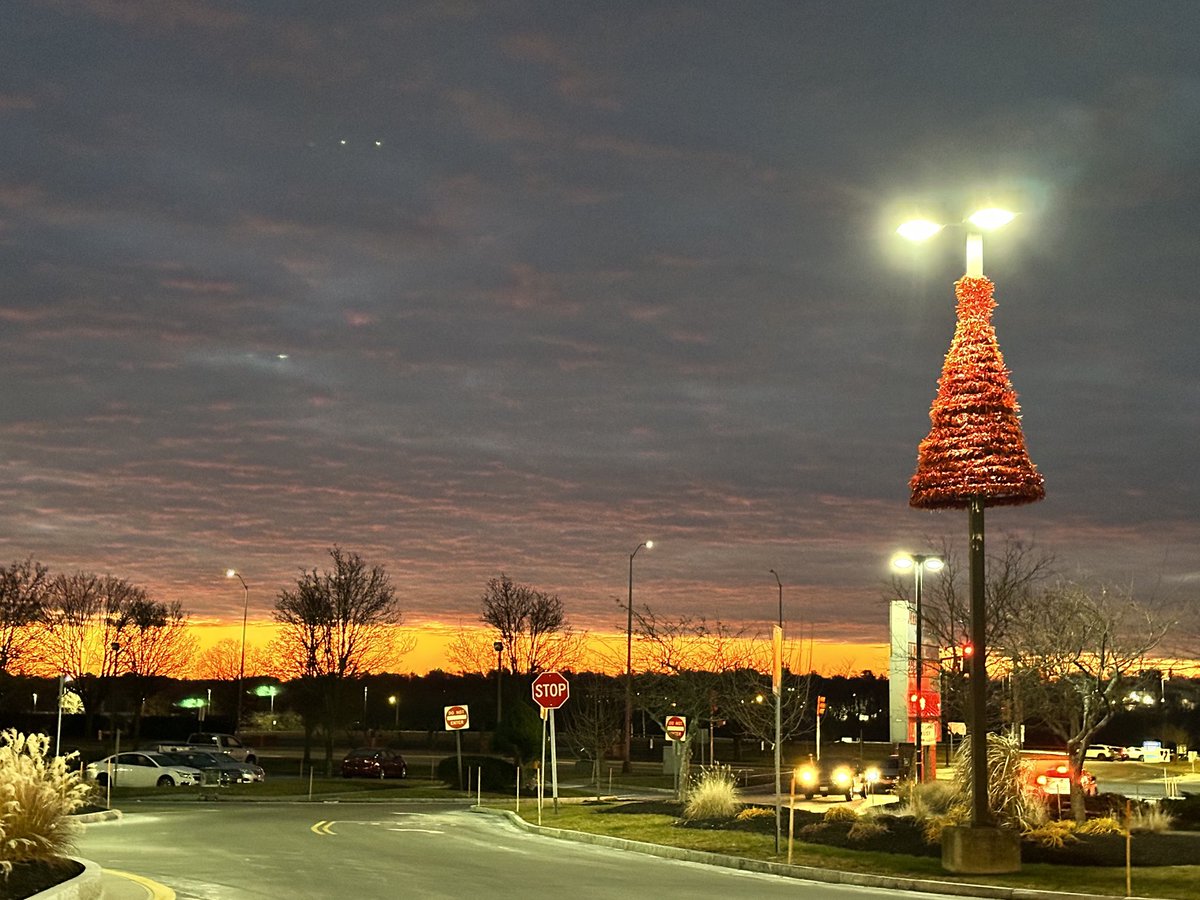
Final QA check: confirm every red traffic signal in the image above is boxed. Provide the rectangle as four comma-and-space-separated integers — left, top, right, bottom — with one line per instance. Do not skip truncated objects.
816, 695, 826, 716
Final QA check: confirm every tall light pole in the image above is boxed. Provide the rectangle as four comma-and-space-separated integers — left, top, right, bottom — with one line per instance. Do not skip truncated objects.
389, 694, 399, 730
900, 206, 1042, 851
493, 640, 504, 724
54, 674, 66, 757
624, 540, 652, 774
769, 568, 783, 855
226, 569, 249, 731
892, 552, 944, 783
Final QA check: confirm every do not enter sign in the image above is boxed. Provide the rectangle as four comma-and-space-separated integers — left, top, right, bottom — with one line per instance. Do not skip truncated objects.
531, 671, 570, 709
444, 705, 469, 730
664, 714, 687, 741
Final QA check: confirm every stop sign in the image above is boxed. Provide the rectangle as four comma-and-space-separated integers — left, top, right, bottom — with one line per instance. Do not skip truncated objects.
531, 671, 570, 709
664, 714, 687, 741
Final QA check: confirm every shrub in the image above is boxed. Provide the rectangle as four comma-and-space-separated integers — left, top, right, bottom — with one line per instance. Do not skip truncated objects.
734, 806, 773, 822
435, 755, 520, 793
847, 819, 888, 842
1024, 820, 1079, 848
897, 780, 957, 818
682, 766, 740, 821
822, 805, 858, 824
1078, 816, 1125, 836
948, 733, 1047, 834
0, 730, 91, 875
1129, 803, 1175, 834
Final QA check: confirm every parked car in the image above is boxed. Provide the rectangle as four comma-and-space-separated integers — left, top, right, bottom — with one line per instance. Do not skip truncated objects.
162, 749, 265, 784
864, 754, 909, 793
86, 752, 202, 788
158, 732, 257, 764
1126, 743, 1173, 763
1084, 744, 1126, 761
341, 748, 407, 779
794, 758, 866, 801
1033, 762, 1098, 797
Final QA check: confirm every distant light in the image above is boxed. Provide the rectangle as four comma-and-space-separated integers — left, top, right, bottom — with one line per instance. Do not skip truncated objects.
277, 354, 289, 360
645, 540, 654, 549
967, 208, 1016, 231
340, 139, 347, 145
891, 553, 915, 571
225, 569, 237, 578
375, 140, 382, 147
897, 219, 945, 242
924, 557, 945, 572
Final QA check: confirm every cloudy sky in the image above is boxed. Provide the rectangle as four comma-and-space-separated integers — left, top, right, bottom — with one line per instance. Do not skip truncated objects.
3, 1, 1197, 664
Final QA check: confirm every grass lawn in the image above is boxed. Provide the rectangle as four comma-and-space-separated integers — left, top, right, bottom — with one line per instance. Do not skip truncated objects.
495, 801, 1199, 900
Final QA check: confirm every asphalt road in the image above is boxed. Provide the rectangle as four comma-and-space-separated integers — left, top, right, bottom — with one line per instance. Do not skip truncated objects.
77, 801, 974, 900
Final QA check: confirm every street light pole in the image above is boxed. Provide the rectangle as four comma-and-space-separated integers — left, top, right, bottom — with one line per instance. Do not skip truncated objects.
624, 540, 652, 774
226, 569, 249, 731
769, 568, 783, 855
493, 640, 504, 725
892, 553, 944, 783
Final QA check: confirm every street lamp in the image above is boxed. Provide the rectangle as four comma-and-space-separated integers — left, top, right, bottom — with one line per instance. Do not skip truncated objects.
225, 569, 249, 731
768, 568, 784, 854
624, 540, 653, 773
892, 552, 945, 783
493, 640, 504, 724
900, 205, 1042, 849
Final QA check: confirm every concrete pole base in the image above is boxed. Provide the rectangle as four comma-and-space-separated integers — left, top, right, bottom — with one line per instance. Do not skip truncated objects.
941, 825, 1021, 874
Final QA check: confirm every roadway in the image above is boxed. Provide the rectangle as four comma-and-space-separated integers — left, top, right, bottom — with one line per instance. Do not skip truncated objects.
77, 801, 973, 900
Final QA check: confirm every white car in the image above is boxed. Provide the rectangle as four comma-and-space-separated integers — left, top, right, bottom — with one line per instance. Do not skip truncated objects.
1127, 744, 1173, 763
86, 751, 202, 788
1084, 744, 1125, 761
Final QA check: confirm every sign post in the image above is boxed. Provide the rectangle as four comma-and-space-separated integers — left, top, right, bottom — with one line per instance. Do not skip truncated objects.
444, 705, 469, 790
531, 672, 570, 812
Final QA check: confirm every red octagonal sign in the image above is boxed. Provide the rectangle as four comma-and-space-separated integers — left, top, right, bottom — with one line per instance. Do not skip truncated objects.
531, 671, 570, 709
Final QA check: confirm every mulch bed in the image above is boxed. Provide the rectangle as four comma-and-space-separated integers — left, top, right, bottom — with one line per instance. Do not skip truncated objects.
0, 859, 84, 900
602, 801, 1200, 867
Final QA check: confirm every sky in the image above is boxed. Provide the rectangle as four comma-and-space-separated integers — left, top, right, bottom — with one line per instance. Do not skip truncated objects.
2, 1, 1198, 673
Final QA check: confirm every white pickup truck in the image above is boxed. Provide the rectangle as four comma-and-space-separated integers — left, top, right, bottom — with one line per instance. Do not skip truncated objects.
158, 732, 257, 764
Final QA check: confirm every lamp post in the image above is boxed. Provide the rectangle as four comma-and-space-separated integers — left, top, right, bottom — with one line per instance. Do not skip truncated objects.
624, 540, 652, 774
769, 568, 784, 854
900, 206, 1042, 843
493, 640, 504, 725
389, 694, 399, 730
54, 674, 66, 757
892, 552, 944, 783
225, 569, 249, 731
362, 684, 369, 730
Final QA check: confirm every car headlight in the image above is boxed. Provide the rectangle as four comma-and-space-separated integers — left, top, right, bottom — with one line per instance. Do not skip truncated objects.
798, 766, 817, 785
832, 767, 852, 786
865, 767, 880, 783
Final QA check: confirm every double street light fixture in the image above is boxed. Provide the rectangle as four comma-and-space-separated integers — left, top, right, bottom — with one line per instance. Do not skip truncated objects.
891, 552, 945, 783
225, 569, 249, 730
624, 540, 653, 774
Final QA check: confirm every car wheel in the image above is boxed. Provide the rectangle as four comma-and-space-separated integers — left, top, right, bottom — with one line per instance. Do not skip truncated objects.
96, 773, 109, 787
156, 775, 175, 787
805, 793, 814, 800
845, 792, 853, 802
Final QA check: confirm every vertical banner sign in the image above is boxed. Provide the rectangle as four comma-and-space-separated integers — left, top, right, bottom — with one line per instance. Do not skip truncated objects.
772, 625, 783, 697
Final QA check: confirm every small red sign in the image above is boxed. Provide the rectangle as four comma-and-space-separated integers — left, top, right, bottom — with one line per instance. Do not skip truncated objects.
531, 671, 570, 709
664, 714, 687, 741
444, 705, 469, 730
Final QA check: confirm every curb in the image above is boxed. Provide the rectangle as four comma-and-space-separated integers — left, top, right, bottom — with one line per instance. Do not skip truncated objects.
471, 806, 1167, 900
70, 808, 123, 824
30, 857, 103, 900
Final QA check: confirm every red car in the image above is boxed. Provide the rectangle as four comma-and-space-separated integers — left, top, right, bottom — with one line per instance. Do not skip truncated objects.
341, 748, 408, 779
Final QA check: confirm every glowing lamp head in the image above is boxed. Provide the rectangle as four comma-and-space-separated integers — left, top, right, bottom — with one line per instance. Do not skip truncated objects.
897, 219, 945, 242
966, 208, 1016, 231
645, 540, 654, 550
225, 569, 237, 579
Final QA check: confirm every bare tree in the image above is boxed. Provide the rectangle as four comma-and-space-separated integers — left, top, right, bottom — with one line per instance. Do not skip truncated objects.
476, 574, 579, 675
273, 547, 402, 773
0, 556, 51, 676
1006, 581, 1171, 822
561, 675, 624, 798
111, 597, 197, 742
194, 638, 272, 681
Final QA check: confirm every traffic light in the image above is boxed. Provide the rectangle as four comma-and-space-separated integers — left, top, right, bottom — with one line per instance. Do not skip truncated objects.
816, 695, 826, 716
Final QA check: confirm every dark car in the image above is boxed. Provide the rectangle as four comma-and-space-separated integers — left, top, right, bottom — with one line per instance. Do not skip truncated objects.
794, 758, 867, 801
865, 754, 909, 794
341, 748, 407, 779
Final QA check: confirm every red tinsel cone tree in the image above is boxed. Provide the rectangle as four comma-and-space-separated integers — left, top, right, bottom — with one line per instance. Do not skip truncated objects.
910, 276, 1045, 509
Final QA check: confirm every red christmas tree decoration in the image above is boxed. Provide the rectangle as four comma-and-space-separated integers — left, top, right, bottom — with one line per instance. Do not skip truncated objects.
910, 276, 1045, 509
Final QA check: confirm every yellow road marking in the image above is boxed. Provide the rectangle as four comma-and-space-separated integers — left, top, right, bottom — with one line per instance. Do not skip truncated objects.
104, 869, 176, 899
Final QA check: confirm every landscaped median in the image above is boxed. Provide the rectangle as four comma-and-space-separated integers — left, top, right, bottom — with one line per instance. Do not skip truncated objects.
475, 799, 1196, 900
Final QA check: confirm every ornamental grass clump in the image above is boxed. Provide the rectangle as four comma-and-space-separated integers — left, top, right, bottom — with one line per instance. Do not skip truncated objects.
0, 730, 91, 876
681, 766, 740, 821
